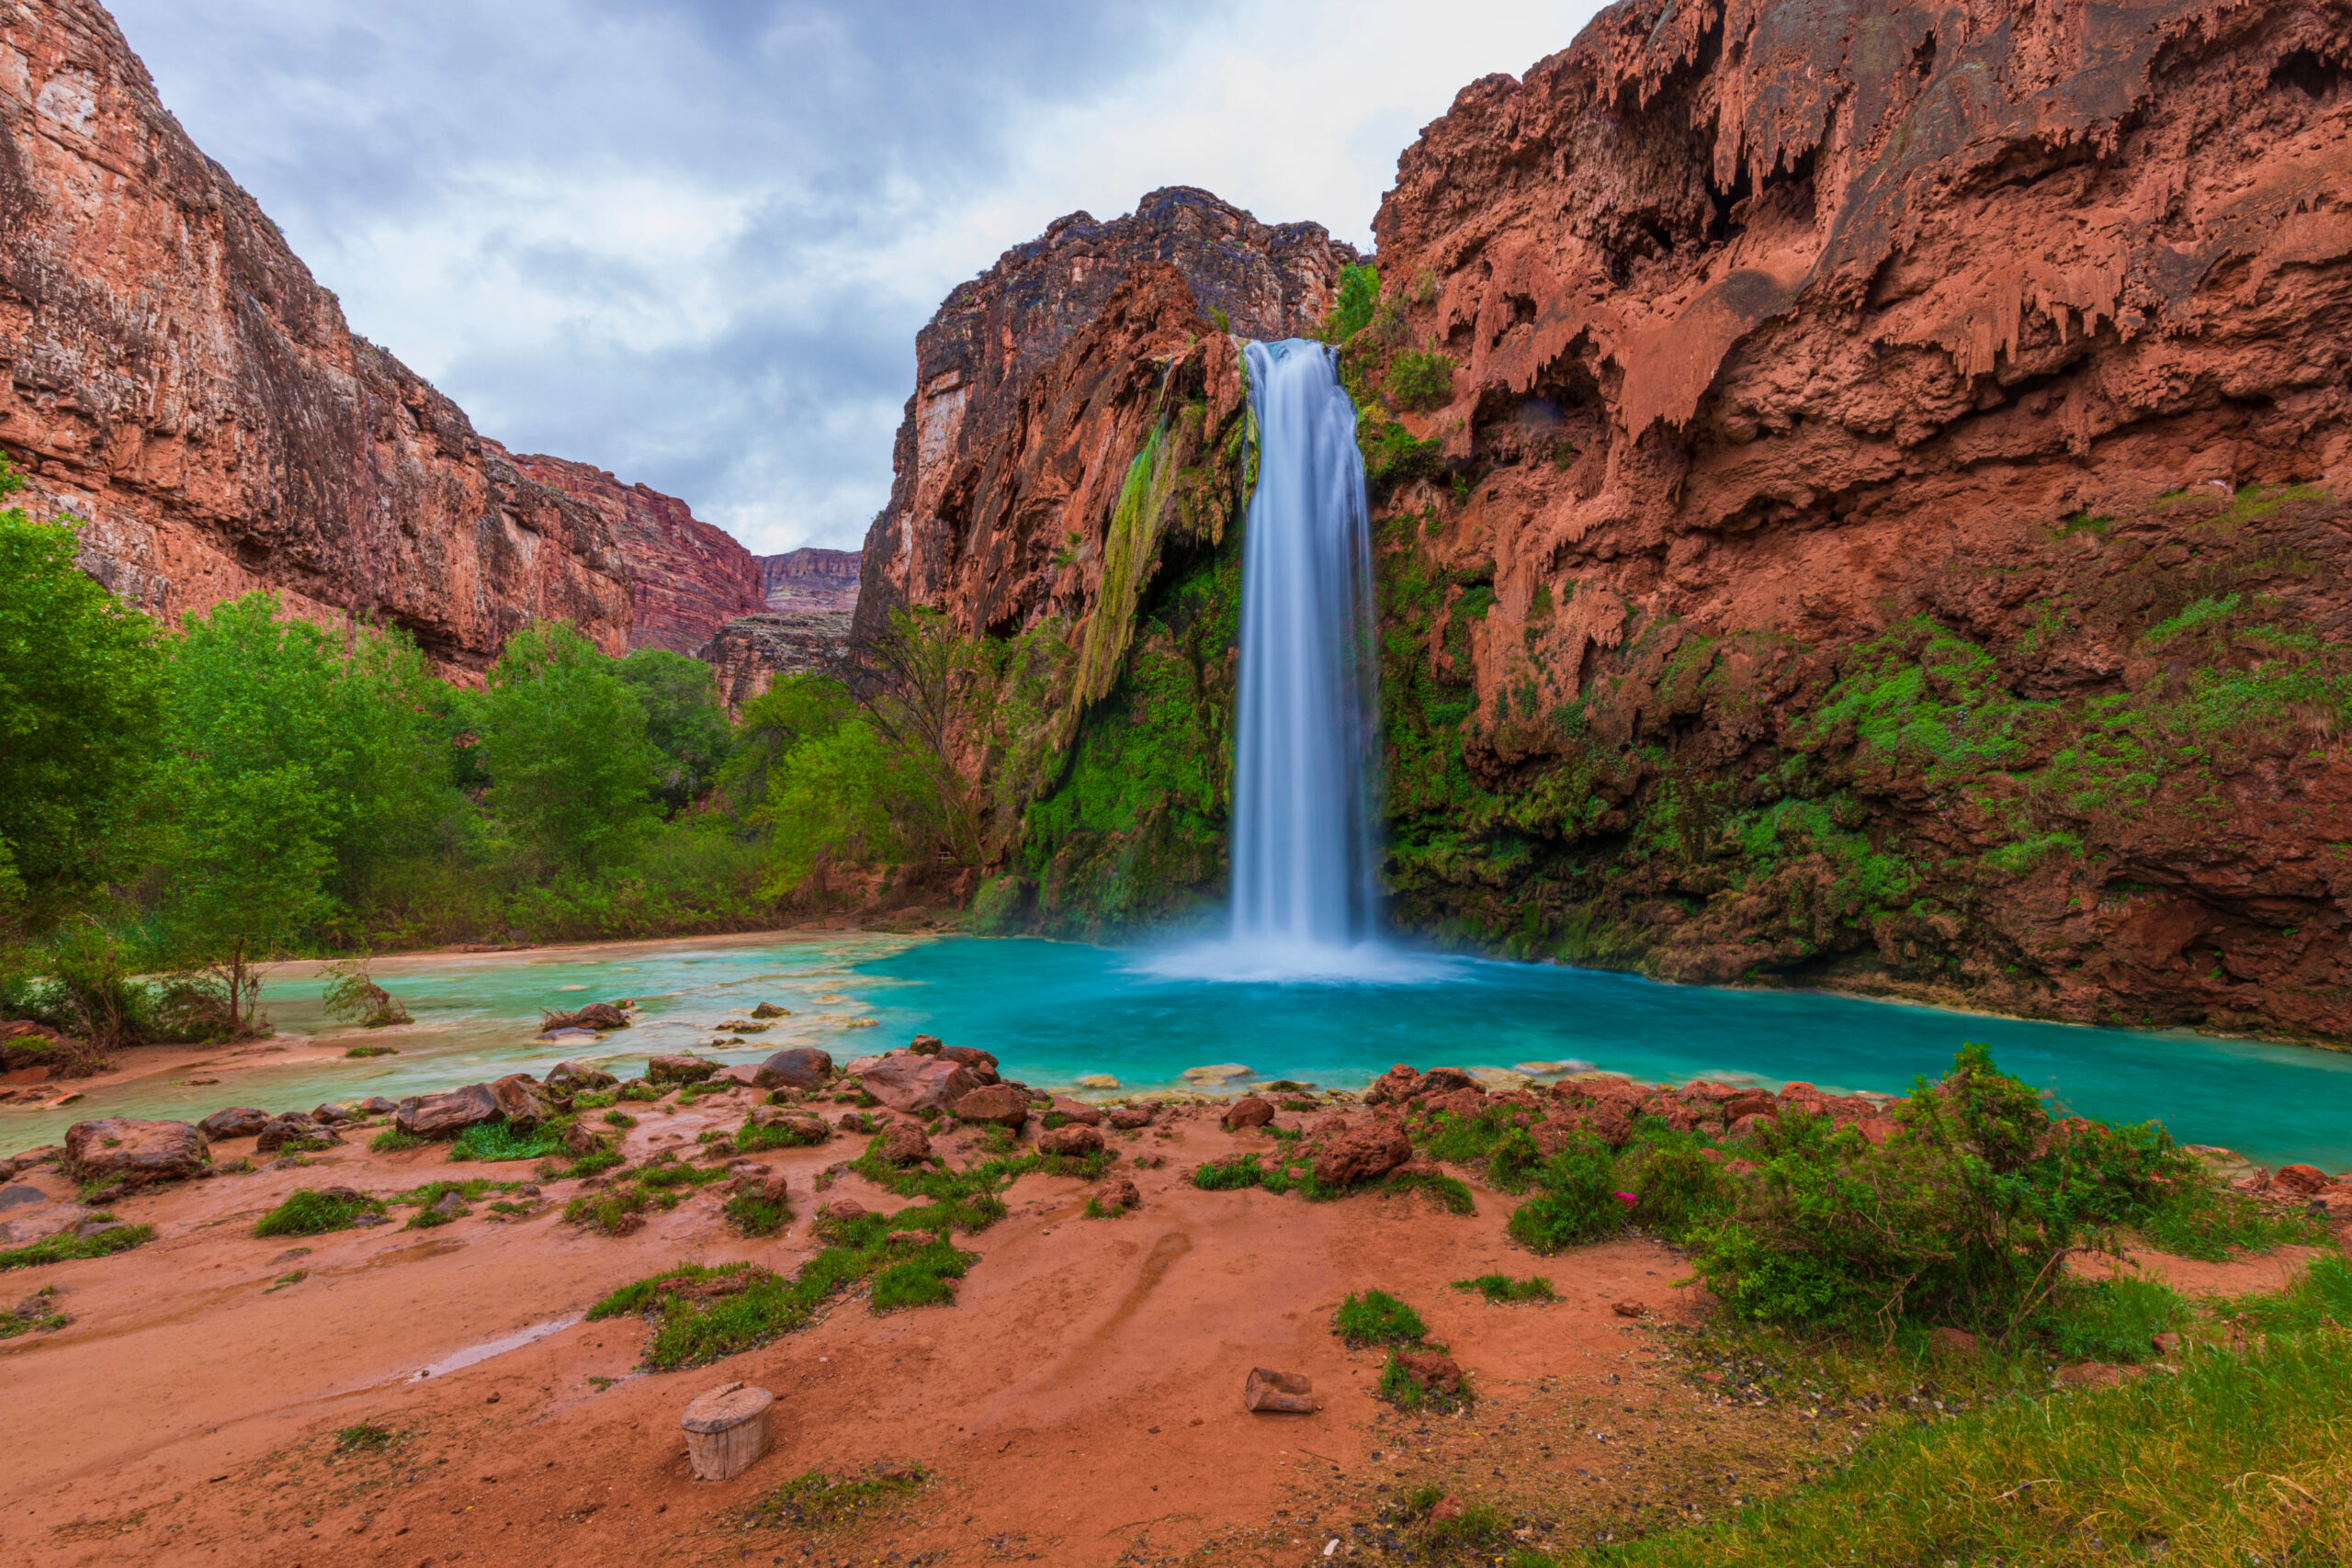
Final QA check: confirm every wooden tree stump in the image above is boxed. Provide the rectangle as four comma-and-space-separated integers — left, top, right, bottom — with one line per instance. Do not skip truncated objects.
682, 1381, 775, 1480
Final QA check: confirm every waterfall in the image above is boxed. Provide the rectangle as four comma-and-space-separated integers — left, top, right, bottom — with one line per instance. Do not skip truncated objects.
1227, 338, 1382, 957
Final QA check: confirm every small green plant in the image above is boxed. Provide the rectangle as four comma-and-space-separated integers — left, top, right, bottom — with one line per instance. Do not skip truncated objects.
369, 1128, 426, 1154
736, 1114, 827, 1152
558, 1149, 625, 1179
320, 955, 413, 1027
1378, 1348, 1474, 1412
1453, 1272, 1555, 1303
870, 1251, 969, 1312
344, 1044, 397, 1059
1388, 350, 1454, 411
602, 1109, 638, 1129
254, 1188, 386, 1237
0, 1285, 69, 1337
265, 1269, 306, 1292
564, 1187, 650, 1235
722, 1191, 790, 1237
742, 1465, 929, 1529
447, 1117, 574, 1163
1192, 1154, 1265, 1190
334, 1423, 398, 1453
1506, 1142, 1631, 1253
1383, 1168, 1476, 1213
0, 1223, 154, 1270
616, 1080, 666, 1102
571, 1090, 616, 1111
2033, 1276, 2187, 1365
1333, 1289, 1427, 1347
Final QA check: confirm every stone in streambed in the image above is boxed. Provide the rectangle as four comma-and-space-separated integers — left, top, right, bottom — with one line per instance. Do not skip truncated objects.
1220, 1097, 1275, 1133
753, 1047, 833, 1091
63, 1118, 209, 1187
1037, 1123, 1104, 1157
394, 1083, 502, 1138
546, 1061, 617, 1093
198, 1107, 270, 1141
1075, 1074, 1120, 1089
648, 1055, 718, 1086
255, 1113, 341, 1154
939, 1044, 999, 1082
488, 1074, 555, 1126
855, 1053, 978, 1114
749, 1002, 789, 1020
952, 1084, 1030, 1128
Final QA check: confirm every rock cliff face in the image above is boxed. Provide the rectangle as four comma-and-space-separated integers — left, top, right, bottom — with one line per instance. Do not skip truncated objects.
0, 0, 634, 671
854, 186, 1356, 649
697, 611, 854, 710
758, 547, 861, 612
1345, 0, 2352, 1037
494, 446, 765, 656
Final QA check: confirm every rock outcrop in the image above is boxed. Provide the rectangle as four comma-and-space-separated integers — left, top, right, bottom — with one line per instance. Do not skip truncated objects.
697, 610, 853, 709
1342, 0, 2352, 1039
854, 186, 1356, 647
758, 547, 861, 612
0, 0, 633, 671
495, 446, 765, 655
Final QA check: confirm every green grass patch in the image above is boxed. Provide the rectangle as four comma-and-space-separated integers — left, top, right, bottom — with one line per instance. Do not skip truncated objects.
0, 1285, 68, 1337
1378, 1348, 1474, 1413
1193, 1153, 1265, 1190
344, 1044, 397, 1059
721, 1192, 790, 1237
742, 1465, 929, 1529
1570, 1329, 2352, 1566
571, 1090, 616, 1111
1334, 1289, 1427, 1347
369, 1128, 427, 1154
0, 1223, 154, 1271
736, 1114, 827, 1151
254, 1188, 386, 1237
447, 1117, 574, 1163
1382, 1168, 1476, 1213
1453, 1272, 1556, 1303
564, 1187, 650, 1235
2213, 1251, 2352, 1335
334, 1423, 399, 1453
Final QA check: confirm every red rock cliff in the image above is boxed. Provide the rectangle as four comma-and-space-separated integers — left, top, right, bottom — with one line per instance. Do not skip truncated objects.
758, 547, 861, 612
494, 446, 765, 656
855, 186, 1356, 648
0, 0, 633, 670
1349, 0, 2352, 1036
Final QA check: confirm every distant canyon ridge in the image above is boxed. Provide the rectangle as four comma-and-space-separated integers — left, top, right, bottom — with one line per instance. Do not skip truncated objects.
0, 0, 852, 686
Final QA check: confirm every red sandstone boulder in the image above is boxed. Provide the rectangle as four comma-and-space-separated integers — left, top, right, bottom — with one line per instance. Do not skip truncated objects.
754, 1048, 833, 1090
1105, 1105, 1156, 1131
1091, 1177, 1140, 1214
952, 1084, 1031, 1128
647, 1055, 718, 1086
1313, 1121, 1412, 1189
1720, 1091, 1778, 1122
1363, 1066, 1420, 1105
62, 1119, 209, 1186
856, 1054, 978, 1114
546, 1060, 618, 1092
939, 1044, 1000, 1082
1728, 1112, 1775, 1139
1038, 1123, 1105, 1157
1419, 1067, 1480, 1097
879, 1121, 933, 1166
2273, 1164, 2330, 1196
197, 1107, 268, 1141
488, 1074, 555, 1127
1389, 1350, 1464, 1396
1528, 1117, 1591, 1156
255, 1113, 339, 1154
395, 1084, 501, 1138
1221, 1097, 1276, 1132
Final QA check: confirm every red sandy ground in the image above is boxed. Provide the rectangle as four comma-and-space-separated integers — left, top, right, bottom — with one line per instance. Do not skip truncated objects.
0, 1091, 2331, 1568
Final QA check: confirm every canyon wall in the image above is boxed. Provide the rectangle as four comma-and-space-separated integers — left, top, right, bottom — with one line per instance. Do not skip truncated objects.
759, 546, 861, 612
0, 0, 635, 671
882, 1, 2352, 1041
494, 446, 765, 655
1341, 0, 2352, 1037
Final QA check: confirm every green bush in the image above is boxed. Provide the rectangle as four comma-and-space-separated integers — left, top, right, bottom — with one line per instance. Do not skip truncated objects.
254, 1188, 385, 1237
1387, 351, 1454, 411
1334, 1289, 1427, 1347
1506, 1141, 1630, 1253
0, 1222, 153, 1270
1630, 1139, 1735, 1242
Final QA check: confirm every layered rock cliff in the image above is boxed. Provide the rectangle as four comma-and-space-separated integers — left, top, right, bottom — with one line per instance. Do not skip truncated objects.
0, 0, 635, 670
883, 2, 2352, 1042
494, 446, 765, 655
1345, 0, 2352, 1038
759, 547, 861, 612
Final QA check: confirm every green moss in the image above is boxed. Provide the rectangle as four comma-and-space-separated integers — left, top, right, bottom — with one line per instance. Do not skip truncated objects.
0, 1223, 153, 1270
1387, 351, 1454, 411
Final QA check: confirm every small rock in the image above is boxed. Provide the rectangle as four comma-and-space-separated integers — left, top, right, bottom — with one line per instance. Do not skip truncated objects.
2152, 1331, 2182, 1360
1091, 1177, 1139, 1214
1312, 1121, 1411, 1188
753, 1048, 833, 1091
1105, 1106, 1154, 1131
1037, 1123, 1104, 1157
2055, 1361, 2147, 1390
1429, 1495, 1467, 1522
939, 1044, 1000, 1082
1242, 1367, 1314, 1414
952, 1084, 1030, 1128
710, 1065, 764, 1089
545, 1062, 617, 1093
887, 1228, 932, 1247
880, 1122, 933, 1165
857, 1054, 978, 1114
197, 1107, 269, 1141
429, 1190, 468, 1217
1182, 1064, 1253, 1084
311, 1103, 352, 1124
835, 1112, 865, 1132
2273, 1163, 2330, 1196
395, 1084, 502, 1138
561, 1122, 609, 1157
1221, 1097, 1275, 1133
907, 1034, 944, 1055
1390, 1350, 1463, 1395
487, 1074, 555, 1128
255, 1113, 340, 1154
1611, 1300, 1646, 1319
647, 1055, 718, 1086
1047, 1098, 1102, 1126
750, 1002, 789, 1020
1074, 1074, 1120, 1089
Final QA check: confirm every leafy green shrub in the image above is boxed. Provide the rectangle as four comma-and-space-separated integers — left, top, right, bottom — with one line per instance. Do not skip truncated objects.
1387, 351, 1454, 411
1453, 1273, 1555, 1303
1383, 1168, 1476, 1213
1631, 1139, 1735, 1242
369, 1128, 426, 1153
1506, 1140, 1630, 1253
254, 1188, 385, 1237
1324, 261, 1379, 343
1334, 1290, 1427, 1347
1361, 422, 1443, 492
559, 1149, 624, 1179
616, 1080, 666, 1103
0, 1223, 154, 1270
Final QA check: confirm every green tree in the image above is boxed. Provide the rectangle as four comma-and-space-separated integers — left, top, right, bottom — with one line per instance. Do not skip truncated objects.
716, 673, 859, 820
475, 622, 662, 871
159, 764, 334, 1036
163, 592, 455, 905
754, 713, 910, 895
0, 458, 166, 929
615, 648, 734, 812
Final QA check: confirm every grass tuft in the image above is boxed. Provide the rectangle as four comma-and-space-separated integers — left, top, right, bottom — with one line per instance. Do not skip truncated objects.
0, 1223, 154, 1271
254, 1188, 385, 1237
1334, 1289, 1427, 1347
1453, 1272, 1556, 1303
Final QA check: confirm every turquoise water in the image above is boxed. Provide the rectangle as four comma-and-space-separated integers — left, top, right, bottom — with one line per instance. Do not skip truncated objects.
7, 933, 2348, 1169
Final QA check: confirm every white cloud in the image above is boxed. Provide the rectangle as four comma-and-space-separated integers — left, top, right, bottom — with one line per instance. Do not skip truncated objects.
108, 0, 1600, 554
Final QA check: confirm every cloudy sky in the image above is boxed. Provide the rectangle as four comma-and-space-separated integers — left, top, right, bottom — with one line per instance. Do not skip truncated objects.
109, 0, 1599, 555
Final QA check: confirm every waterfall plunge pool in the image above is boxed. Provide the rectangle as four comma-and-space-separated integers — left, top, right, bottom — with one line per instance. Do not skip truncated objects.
8, 931, 2348, 1170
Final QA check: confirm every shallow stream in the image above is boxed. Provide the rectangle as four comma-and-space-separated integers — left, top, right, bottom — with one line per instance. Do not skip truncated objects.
7, 932, 2349, 1169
